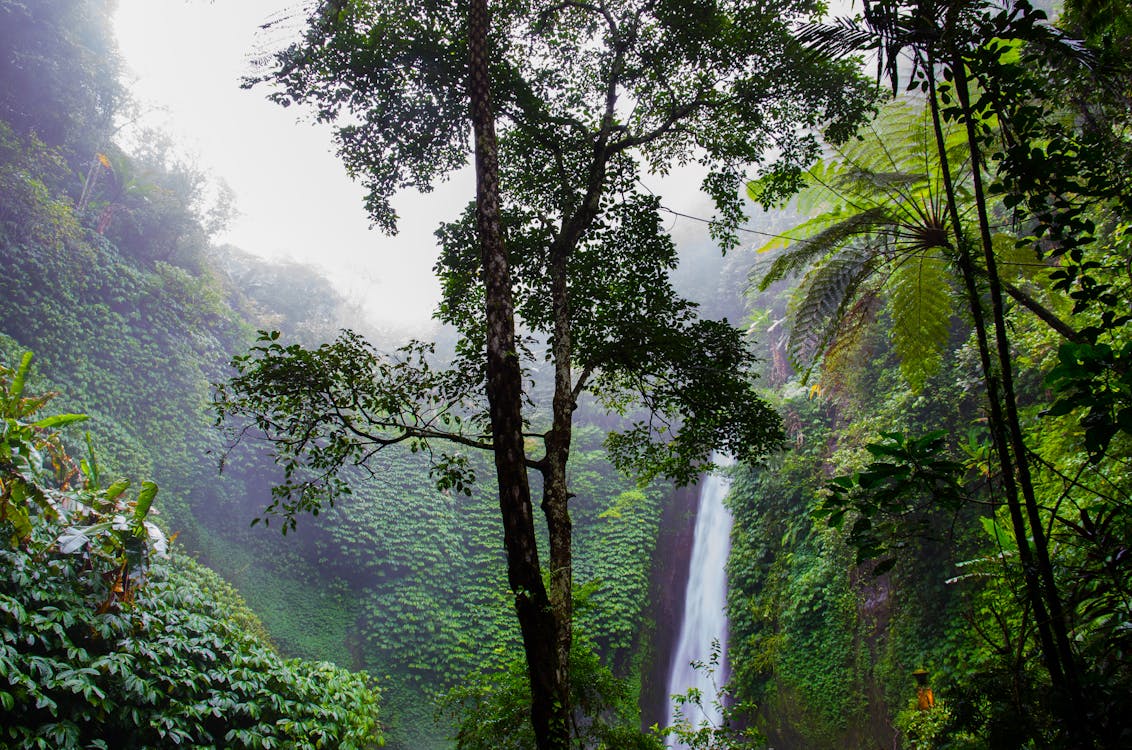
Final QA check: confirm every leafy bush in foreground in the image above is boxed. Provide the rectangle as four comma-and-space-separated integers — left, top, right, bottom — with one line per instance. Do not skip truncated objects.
0, 353, 383, 749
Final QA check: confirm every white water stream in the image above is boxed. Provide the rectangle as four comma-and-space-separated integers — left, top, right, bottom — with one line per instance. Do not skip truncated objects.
665, 456, 734, 747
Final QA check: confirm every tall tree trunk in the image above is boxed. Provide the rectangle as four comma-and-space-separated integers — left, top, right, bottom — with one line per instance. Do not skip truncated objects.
466, 1, 569, 747
544, 240, 574, 720
949, 55, 1088, 747
922, 27, 1089, 743
923, 59, 1062, 690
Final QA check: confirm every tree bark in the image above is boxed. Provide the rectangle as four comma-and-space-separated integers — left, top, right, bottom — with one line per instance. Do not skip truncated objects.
466, 1, 569, 748
923, 29, 1088, 744
950, 55, 1087, 747
544, 237, 574, 719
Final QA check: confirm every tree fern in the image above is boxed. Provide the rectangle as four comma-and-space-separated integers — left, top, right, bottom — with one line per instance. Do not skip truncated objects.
748, 97, 976, 390
888, 250, 954, 391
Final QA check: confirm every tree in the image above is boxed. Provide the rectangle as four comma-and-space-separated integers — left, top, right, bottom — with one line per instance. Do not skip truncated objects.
751, 99, 964, 392
781, 1, 1131, 745
219, 2, 870, 747
750, 98, 1075, 391
0, 0, 122, 164
463, 0, 564, 742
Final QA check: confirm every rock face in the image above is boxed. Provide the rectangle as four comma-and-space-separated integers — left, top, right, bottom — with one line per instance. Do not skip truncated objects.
640, 484, 701, 730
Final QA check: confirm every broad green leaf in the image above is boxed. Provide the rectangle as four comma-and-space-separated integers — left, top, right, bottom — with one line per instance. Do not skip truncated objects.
134, 482, 158, 522
10, 352, 33, 403
104, 479, 130, 501
32, 413, 89, 430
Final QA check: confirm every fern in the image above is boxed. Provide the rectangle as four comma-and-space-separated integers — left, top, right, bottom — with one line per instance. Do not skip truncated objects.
756, 207, 891, 289
788, 245, 875, 377
888, 250, 954, 392
750, 97, 979, 390
820, 291, 883, 396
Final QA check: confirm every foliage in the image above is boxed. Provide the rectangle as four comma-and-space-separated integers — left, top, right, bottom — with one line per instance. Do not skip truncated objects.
749, 99, 1010, 392
0, 0, 122, 156
894, 700, 963, 750
216, 330, 489, 530
820, 431, 966, 574
662, 640, 764, 750
232, 2, 872, 743
442, 627, 661, 750
1045, 338, 1132, 462
738, 2, 1132, 746
0, 22, 670, 743
0, 353, 384, 749
726, 449, 861, 747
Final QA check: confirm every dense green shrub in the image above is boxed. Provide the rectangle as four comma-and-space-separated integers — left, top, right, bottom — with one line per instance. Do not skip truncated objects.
441, 629, 660, 750
0, 354, 383, 749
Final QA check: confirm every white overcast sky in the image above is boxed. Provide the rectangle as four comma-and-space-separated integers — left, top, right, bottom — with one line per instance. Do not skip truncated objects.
113, 0, 471, 330
112, 0, 726, 330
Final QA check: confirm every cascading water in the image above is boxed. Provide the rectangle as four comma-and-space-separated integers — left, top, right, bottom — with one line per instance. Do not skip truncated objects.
665, 455, 734, 747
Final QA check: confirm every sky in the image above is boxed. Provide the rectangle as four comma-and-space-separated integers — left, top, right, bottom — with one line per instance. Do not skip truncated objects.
111, 0, 722, 331
113, 0, 469, 331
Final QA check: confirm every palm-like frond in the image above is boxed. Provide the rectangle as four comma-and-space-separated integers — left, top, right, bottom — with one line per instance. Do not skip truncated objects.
795, 3, 933, 91
795, 16, 880, 60
821, 291, 883, 395
756, 207, 892, 289
787, 245, 875, 377
888, 249, 954, 391
749, 95, 977, 389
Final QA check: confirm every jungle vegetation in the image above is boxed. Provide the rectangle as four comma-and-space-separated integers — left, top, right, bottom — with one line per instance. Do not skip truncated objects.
1, 0, 1131, 749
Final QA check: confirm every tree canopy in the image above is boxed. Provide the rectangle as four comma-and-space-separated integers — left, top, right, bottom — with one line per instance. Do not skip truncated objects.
221, 1, 873, 747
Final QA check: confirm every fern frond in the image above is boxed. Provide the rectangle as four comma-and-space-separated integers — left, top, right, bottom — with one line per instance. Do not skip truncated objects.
795, 18, 876, 60
787, 245, 875, 376
754, 208, 845, 256
820, 291, 882, 397
748, 159, 846, 216
793, 160, 852, 215
837, 169, 923, 193
757, 207, 891, 289
888, 250, 954, 392
842, 102, 930, 168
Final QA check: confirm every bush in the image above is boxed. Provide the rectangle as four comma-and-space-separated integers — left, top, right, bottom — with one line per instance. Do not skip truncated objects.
0, 353, 383, 749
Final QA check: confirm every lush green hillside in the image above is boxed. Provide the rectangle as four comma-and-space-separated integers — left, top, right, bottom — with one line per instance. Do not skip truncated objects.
0, 355, 383, 749
0, 3, 674, 747
6, 2, 1130, 749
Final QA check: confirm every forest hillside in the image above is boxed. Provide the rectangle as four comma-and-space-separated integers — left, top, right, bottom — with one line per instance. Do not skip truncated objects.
3, 1, 1132, 750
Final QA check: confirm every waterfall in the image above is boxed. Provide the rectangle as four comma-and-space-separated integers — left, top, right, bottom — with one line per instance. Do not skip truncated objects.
665, 455, 734, 747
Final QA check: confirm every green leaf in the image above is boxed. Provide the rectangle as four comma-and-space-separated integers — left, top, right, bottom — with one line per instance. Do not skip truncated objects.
888, 250, 952, 392
134, 482, 158, 522
10, 352, 33, 402
788, 246, 873, 375
980, 516, 1017, 552
32, 413, 89, 430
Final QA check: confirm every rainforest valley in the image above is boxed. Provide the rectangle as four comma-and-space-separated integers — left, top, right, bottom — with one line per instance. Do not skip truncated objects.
2, 1, 1131, 749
